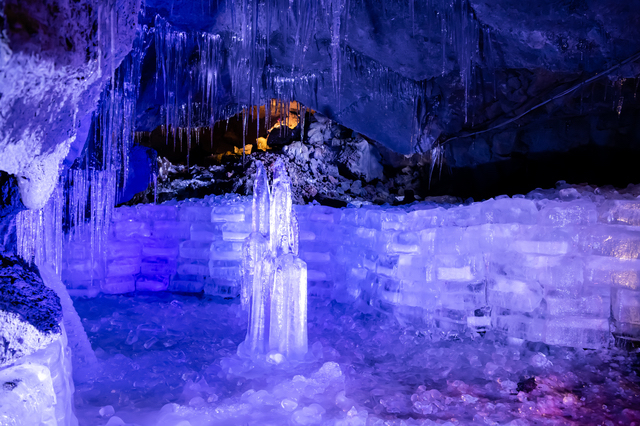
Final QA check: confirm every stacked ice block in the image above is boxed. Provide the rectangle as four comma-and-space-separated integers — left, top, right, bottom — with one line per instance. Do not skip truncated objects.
63, 186, 640, 348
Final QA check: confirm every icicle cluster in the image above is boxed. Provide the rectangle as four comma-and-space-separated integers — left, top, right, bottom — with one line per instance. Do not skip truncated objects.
154, 16, 223, 138
240, 160, 308, 361
16, 185, 64, 276
65, 168, 118, 274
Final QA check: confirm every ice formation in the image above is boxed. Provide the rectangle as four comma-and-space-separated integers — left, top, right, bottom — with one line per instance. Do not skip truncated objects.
240, 160, 308, 360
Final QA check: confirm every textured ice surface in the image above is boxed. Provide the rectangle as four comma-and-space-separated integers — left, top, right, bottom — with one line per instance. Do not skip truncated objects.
59, 184, 640, 348
72, 293, 640, 426
0, 363, 57, 426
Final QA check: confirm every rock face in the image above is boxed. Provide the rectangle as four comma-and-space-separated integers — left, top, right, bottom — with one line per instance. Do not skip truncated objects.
133, 0, 640, 160
0, 172, 25, 254
338, 136, 384, 183
0, 0, 140, 209
0, 255, 62, 367
1, 0, 640, 210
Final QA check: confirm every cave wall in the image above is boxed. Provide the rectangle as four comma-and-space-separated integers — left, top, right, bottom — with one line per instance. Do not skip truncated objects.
1, 0, 639, 212
134, 0, 640, 162
0, 0, 140, 210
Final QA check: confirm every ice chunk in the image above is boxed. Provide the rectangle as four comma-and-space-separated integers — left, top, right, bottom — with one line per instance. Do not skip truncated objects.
512, 240, 569, 255
437, 266, 473, 281
152, 220, 190, 240
179, 241, 211, 260
612, 289, 640, 324
141, 257, 177, 276
269, 255, 308, 359
602, 200, 640, 226
178, 205, 212, 222
114, 220, 151, 239
211, 204, 247, 223
222, 221, 252, 242
545, 317, 610, 349
190, 222, 222, 242
107, 240, 142, 259
106, 257, 141, 277
102, 276, 135, 294
136, 275, 169, 291
142, 239, 180, 258
538, 201, 597, 227
136, 204, 178, 221
0, 363, 56, 426
488, 276, 542, 312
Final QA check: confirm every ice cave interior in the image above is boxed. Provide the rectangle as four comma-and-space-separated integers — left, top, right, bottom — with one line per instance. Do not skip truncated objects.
1, 0, 640, 425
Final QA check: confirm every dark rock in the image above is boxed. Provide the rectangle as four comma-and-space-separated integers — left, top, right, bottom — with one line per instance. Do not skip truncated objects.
338, 137, 384, 182
312, 196, 348, 209
0, 172, 26, 254
0, 0, 140, 209
0, 255, 62, 335
0, 254, 62, 367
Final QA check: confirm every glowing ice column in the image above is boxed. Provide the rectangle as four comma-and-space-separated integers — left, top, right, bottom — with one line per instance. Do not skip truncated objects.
241, 159, 307, 360
242, 162, 273, 355
268, 160, 307, 359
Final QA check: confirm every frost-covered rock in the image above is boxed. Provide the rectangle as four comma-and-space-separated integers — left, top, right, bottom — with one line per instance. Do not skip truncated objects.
0, 0, 140, 209
0, 255, 62, 367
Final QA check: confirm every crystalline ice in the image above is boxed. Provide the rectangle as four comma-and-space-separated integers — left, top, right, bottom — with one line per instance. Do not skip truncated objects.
269, 253, 308, 359
0, 363, 56, 426
241, 160, 308, 360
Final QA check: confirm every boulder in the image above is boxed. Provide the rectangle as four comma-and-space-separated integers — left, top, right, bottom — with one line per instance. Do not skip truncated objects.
338, 137, 384, 182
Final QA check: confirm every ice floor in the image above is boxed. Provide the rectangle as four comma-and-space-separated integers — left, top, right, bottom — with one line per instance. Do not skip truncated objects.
72, 293, 640, 426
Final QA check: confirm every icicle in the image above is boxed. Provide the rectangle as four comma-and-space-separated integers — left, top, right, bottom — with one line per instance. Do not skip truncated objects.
153, 172, 158, 205
617, 96, 624, 117
300, 105, 306, 141
330, 0, 343, 103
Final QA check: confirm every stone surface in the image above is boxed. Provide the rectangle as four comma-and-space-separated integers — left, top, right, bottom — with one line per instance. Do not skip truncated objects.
133, 0, 640, 158
0, 0, 140, 209
0, 172, 26, 254
0, 255, 62, 367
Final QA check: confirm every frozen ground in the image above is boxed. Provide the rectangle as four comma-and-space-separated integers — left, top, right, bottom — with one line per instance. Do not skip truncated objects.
72, 293, 640, 426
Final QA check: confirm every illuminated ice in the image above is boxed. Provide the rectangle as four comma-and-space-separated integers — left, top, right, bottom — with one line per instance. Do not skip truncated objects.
240, 160, 308, 360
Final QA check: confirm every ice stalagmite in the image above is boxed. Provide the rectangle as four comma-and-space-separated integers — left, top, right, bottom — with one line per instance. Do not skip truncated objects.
240, 159, 307, 360
242, 161, 274, 355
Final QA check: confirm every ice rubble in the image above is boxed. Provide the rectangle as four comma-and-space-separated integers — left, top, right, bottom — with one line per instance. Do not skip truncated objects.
71, 292, 640, 426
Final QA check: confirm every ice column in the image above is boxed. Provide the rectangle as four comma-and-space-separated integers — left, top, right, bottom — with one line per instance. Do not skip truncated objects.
241, 160, 307, 360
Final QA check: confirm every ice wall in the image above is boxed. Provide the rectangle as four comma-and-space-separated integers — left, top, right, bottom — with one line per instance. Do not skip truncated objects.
0, 328, 78, 426
67, 187, 640, 349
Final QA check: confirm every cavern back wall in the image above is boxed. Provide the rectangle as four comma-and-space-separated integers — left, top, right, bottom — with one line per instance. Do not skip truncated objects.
2, 0, 640, 214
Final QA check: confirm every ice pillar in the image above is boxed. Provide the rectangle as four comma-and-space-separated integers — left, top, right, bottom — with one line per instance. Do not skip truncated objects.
241, 159, 307, 360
